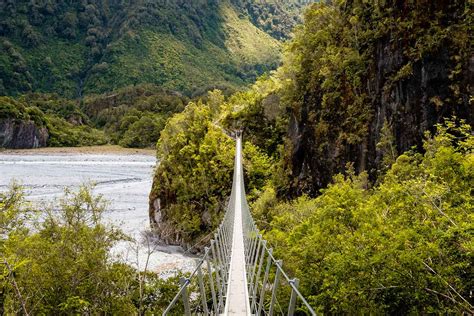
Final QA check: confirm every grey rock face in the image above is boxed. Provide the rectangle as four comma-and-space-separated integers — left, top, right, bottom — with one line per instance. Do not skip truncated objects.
287, 38, 472, 197
0, 119, 49, 149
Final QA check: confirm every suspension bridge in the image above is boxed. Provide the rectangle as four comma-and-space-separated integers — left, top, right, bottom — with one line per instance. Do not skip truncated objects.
163, 132, 316, 315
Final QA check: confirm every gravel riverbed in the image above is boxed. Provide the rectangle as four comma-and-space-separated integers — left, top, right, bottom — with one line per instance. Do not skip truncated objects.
0, 151, 195, 275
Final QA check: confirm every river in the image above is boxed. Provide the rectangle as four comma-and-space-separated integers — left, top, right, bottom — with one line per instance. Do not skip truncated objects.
0, 150, 194, 275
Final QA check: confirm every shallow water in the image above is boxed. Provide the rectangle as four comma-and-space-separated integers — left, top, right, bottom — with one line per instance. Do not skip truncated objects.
0, 152, 194, 274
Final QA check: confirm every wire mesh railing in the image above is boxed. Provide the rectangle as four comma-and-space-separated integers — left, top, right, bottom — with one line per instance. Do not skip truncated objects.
162, 134, 239, 316
161, 216, 234, 315
242, 206, 317, 315
162, 133, 316, 315
235, 136, 316, 315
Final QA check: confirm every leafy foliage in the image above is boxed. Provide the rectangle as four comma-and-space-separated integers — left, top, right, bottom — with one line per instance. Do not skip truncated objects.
83, 84, 188, 148
145, 1, 473, 313
1, 85, 192, 148
0, 185, 183, 314
278, 0, 472, 196
255, 120, 473, 314
0, 95, 106, 147
0, 0, 286, 98
150, 89, 273, 246
45, 115, 107, 147
150, 90, 235, 243
0, 96, 44, 124
231, 0, 316, 40
221, 73, 288, 156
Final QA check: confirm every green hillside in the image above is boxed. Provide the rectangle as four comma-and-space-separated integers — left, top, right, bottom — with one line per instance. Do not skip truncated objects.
0, 0, 284, 98
232, 0, 313, 39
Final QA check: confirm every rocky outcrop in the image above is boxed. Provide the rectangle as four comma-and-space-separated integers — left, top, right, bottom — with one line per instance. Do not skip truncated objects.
148, 189, 213, 254
148, 195, 178, 245
286, 1, 473, 197
289, 47, 472, 196
0, 119, 48, 149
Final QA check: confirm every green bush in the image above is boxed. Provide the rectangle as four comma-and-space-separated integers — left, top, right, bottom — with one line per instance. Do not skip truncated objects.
46, 115, 107, 147
150, 90, 234, 241
83, 84, 188, 146
0, 94, 108, 147
257, 120, 473, 314
0, 96, 28, 120
1, 184, 184, 314
150, 89, 275, 244
119, 114, 165, 148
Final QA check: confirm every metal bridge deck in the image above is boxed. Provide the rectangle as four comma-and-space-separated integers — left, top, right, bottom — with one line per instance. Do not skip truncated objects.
224, 136, 251, 315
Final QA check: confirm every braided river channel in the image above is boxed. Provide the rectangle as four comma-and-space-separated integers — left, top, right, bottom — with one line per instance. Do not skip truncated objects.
0, 150, 193, 275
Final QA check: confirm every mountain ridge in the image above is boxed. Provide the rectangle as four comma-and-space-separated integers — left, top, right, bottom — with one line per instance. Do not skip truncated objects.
0, 0, 310, 98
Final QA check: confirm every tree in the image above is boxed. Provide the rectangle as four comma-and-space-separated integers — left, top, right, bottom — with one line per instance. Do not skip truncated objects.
261, 120, 473, 313
1, 185, 136, 314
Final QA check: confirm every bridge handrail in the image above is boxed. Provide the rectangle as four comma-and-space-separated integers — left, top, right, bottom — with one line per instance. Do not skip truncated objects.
242, 210, 317, 315
163, 134, 317, 315
162, 247, 205, 314
162, 139, 239, 315
162, 212, 234, 315
239, 146, 316, 315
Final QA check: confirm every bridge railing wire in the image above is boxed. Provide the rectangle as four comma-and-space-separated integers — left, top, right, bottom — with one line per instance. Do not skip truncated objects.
238, 138, 316, 316
161, 211, 234, 315
162, 142, 239, 316
163, 133, 317, 315
242, 207, 317, 315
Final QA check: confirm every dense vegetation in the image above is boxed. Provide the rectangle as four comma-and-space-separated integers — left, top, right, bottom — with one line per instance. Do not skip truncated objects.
257, 121, 473, 313
281, 0, 472, 196
0, 84, 191, 148
0, 185, 182, 314
149, 0, 472, 313
0, 95, 106, 147
0, 0, 287, 98
1, 0, 472, 313
231, 0, 314, 40
149, 89, 273, 246
83, 84, 189, 148
0, 0, 304, 149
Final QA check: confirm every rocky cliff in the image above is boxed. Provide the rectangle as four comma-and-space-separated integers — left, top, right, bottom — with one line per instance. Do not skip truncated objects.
0, 118, 48, 149
284, 1, 472, 196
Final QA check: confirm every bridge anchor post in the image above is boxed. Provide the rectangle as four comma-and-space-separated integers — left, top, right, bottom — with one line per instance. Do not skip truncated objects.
287, 278, 300, 316
179, 277, 191, 316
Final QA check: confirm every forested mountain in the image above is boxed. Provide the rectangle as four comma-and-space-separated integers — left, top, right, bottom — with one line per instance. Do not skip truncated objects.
283, 0, 472, 196
0, 0, 314, 149
2, 0, 473, 314
231, 0, 311, 39
150, 0, 472, 249
0, 0, 298, 98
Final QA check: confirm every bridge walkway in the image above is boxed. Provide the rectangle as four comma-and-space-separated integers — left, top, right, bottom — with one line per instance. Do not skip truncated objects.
163, 133, 316, 316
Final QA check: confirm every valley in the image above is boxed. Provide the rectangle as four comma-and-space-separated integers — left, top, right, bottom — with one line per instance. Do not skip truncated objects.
0, 0, 472, 314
